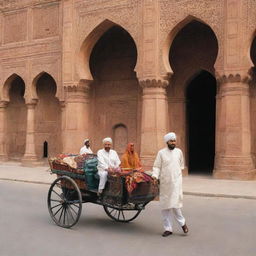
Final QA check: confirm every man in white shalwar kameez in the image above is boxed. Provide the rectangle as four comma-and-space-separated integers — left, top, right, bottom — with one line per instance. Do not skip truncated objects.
97, 137, 121, 195
152, 132, 189, 237
80, 139, 93, 154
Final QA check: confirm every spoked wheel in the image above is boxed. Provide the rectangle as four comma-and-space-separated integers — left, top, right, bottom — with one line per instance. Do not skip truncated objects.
47, 176, 82, 228
103, 206, 142, 223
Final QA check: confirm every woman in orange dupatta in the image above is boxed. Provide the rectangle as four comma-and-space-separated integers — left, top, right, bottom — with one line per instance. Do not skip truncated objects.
121, 143, 142, 171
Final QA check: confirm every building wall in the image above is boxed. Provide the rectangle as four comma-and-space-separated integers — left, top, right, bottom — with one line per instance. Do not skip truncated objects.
0, 0, 256, 179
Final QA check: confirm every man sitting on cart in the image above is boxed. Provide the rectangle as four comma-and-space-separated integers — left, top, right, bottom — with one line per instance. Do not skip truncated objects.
80, 138, 93, 154
97, 137, 121, 196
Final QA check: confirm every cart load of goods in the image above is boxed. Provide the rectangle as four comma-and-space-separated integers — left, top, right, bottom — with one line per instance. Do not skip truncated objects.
48, 154, 99, 190
48, 154, 159, 204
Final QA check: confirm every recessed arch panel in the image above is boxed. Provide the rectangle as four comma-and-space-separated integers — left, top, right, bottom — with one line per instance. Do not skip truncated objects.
78, 19, 138, 81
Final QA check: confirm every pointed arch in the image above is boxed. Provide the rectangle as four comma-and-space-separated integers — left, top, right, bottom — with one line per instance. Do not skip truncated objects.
77, 19, 138, 81
33, 71, 61, 159
32, 71, 57, 99
5, 74, 26, 159
2, 73, 25, 101
185, 69, 216, 92
162, 15, 219, 75
250, 32, 256, 66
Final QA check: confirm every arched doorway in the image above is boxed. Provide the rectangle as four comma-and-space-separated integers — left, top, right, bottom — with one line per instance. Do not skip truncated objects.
6, 75, 26, 160
168, 20, 218, 175
89, 25, 140, 153
250, 35, 256, 163
34, 73, 61, 159
251, 36, 256, 66
186, 71, 216, 174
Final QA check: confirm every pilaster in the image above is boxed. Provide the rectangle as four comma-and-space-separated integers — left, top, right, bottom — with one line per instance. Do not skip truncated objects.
214, 73, 256, 180
62, 0, 75, 84
62, 80, 91, 154
22, 99, 39, 166
0, 101, 9, 161
139, 78, 169, 169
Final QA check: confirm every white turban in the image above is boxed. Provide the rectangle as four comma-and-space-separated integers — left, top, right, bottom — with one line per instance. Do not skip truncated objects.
164, 132, 176, 143
84, 139, 89, 144
102, 137, 113, 144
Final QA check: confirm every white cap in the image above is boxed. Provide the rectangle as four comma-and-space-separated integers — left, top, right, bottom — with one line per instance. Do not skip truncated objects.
164, 132, 176, 143
102, 137, 113, 144
84, 139, 89, 144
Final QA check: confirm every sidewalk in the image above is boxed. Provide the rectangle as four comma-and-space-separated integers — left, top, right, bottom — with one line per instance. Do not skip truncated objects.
1, 162, 256, 200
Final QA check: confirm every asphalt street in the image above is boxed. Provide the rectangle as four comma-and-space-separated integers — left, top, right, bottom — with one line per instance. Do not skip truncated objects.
0, 180, 255, 256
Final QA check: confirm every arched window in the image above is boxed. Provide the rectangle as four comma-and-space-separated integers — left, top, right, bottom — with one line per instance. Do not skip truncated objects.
113, 124, 128, 155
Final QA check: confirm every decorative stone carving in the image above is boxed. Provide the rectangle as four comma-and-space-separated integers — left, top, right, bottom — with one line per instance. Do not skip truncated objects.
159, 0, 225, 75
0, 0, 61, 11
64, 79, 91, 93
64, 79, 92, 104
139, 79, 169, 89
248, 0, 256, 39
76, 0, 139, 50
216, 73, 251, 84
0, 100, 8, 108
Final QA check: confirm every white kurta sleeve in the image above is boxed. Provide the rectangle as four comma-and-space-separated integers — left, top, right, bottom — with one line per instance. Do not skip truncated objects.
114, 151, 121, 168
97, 150, 108, 172
180, 150, 185, 170
152, 151, 162, 179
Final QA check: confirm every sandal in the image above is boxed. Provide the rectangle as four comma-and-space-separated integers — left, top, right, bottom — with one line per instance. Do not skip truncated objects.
182, 224, 189, 233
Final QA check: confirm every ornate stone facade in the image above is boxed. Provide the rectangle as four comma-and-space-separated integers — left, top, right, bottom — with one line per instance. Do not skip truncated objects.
0, 0, 256, 180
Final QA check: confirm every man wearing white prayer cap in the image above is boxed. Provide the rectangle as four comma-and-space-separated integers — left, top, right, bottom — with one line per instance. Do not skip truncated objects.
152, 132, 189, 237
80, 139, 93, 154
97, 137, 121, 195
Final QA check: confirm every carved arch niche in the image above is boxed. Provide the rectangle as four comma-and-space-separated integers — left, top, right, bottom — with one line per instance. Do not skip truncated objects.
4, 74, 27, 159
33, 72, 61, 159
167, 17, 218, 175
78, 19, 120, 81
84, 20, 139, 151
249, 33, 256, 162
113, 124, 128, 156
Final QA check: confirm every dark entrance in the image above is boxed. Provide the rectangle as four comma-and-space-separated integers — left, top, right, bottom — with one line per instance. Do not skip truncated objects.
186, 71, 216, 174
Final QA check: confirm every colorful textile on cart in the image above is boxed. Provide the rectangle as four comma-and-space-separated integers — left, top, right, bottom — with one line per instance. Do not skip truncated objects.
125, 171, 152, 193
49, 154, 98, 173
62, 156, 77, 168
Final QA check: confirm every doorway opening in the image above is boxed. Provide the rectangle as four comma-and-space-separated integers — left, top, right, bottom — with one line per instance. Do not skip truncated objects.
186, 71, 216, 174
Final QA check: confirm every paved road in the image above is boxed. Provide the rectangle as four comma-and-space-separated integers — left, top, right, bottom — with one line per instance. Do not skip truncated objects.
0, 180, 255, 256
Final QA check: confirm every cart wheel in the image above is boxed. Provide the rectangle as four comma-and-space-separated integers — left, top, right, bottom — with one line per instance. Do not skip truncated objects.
47, 176, 82, 228
103, 206, 141, 223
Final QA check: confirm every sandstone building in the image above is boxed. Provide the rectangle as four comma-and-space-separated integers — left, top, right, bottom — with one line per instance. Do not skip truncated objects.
0, 0, 256, 180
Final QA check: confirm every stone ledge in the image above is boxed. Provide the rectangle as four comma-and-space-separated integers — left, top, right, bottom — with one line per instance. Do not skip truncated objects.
213, 169, 256, 180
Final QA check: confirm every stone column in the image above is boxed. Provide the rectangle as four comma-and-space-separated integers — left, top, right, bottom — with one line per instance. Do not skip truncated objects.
169, 97, 188, 175
214, 75, 256, 180
0, 101, 9, 161
60, 101, 66, 154
22, 99, 38, 165
62, 81, 91, 154
139, 79, 169, 169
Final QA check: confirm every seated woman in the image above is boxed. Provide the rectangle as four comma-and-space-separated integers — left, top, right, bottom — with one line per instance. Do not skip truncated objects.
121, 143, 142, 171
